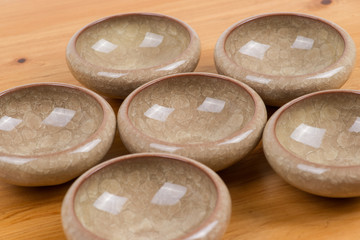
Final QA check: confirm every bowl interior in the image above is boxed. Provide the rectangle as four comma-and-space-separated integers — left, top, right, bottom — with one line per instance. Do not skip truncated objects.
76, 14, 191, 70
276, 92, 360, 166
225, 15, 345, 76
74, 156, 218, 239
0, 85, 103, 156
128, 75, 255, 144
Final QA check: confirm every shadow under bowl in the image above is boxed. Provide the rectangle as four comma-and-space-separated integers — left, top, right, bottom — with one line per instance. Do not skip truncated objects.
66, 12, 201, 99
0, 83, 116, 186
118, 72, 267, 171
214, 12, 356, 106
263, 89, 360, 197
61, 153, 231, 240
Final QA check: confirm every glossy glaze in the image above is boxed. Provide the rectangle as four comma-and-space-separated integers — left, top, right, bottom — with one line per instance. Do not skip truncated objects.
214, 13, 356, 106
118, 73, 267, 171
67, 13, 201, 98
61, 153, 231, 240
263, 90, 360, 197
0, 83, 116, 186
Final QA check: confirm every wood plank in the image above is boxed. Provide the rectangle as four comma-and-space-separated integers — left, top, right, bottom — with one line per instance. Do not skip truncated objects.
0, 0, 360, 239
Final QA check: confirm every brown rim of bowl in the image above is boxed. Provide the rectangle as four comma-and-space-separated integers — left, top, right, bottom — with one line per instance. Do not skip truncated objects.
66, 152, 229, 240
120, 72, 264, 148
270, 89, 360, 169
0, 82, 113, 159
68, 12, 200, 72
218, 12, 351, 79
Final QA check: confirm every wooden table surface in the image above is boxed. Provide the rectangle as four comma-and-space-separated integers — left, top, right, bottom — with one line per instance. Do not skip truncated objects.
1, 0, 360, 239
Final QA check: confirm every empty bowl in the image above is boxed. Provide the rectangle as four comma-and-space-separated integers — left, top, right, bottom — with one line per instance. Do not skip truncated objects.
214, 12, 356, 106
263, 89, 360, 197
0, 83, 116, 186
66, 12, 201, 99
61, 153, 231, 240
117, 72, 267, 171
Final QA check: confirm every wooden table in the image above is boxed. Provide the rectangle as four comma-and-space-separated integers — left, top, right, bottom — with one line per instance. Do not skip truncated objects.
1, 0, 360, 239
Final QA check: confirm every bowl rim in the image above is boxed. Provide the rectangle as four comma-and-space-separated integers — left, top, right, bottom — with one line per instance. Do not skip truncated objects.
118, 72, 265, 147
0, 82, 113, 159
64, 152, 230, 240
216, 12, 352, 79
67, 12, 200, 72
269, 89, 360, 169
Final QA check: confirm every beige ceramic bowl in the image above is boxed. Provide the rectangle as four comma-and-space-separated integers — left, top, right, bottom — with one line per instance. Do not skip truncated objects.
263, 89, 360, 197
214, 12, 356, 106
0, 83, 116, 186
66, 12, 201, 99
61, 153, 231, 240
118, 72, 267, 171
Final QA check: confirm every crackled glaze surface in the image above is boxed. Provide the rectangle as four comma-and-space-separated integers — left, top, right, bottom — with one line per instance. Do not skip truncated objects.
263, 90, 360, 197
0, 85, 102, 155
225, 15, 344, 76
118, 73, 267, 171
67, 13, 201, 99
276, 92, 360, 166
128, 74, 255, 144
76, 15, 190, 70
0, 83, 116, 186
215, 13, 356, 106
62, 153, 232, 240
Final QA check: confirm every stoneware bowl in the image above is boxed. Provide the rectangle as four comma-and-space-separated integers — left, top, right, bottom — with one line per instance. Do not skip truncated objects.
66, 12, 201, 99
118, 72, 267, 171
61, 153, 231, 240
214, 12, 356, 106
0, 83, 116, 186
263, 89, 360, 198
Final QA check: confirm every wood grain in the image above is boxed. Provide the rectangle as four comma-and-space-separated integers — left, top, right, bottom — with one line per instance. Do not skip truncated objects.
0, 0, 360, 239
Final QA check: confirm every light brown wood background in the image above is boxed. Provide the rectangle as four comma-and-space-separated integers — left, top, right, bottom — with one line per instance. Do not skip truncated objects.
1, 0, 360, 239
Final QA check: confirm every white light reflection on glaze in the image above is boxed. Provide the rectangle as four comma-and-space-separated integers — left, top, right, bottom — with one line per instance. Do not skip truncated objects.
290, 123, 326, 149
306, 66, 343, 79
239, 40, 270, 60
71, 139, 101, 153
91, 39, 118, 53
197, 97, 225, 113
185, 220, 219, 240
0, 156, 36, 165
97, 71, 128, 78
151, 182, 187, 206
42, 108, 76, 127
139, 32, 164, 48
144, 104, 174, 122
0, 116, 22, 131
291, 36, 314, 50
245, 75, 272, 84
156, 60, 186, 71
349, 117, 360, 133
297, 163, 329, 175
218, 129, 253, 146
93, 191, 128, 215
149, 143, 182, 153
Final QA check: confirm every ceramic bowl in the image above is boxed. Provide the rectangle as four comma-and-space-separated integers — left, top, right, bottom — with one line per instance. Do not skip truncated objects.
0, 83, 116, 186
263, 89, 360, 197
117, 72, 267, 171
214, 12, 356, 106
66, 12, 201, 99
61, 153, 231, 240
